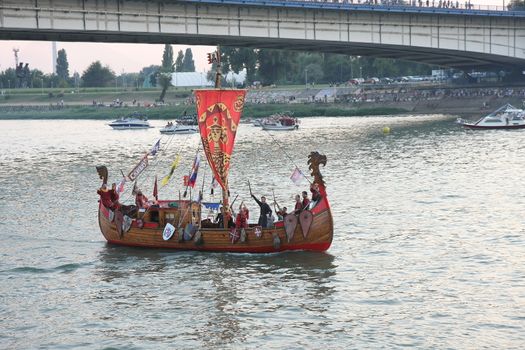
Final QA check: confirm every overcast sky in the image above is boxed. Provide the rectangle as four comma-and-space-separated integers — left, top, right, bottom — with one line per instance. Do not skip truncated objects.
0, 0, 509, 75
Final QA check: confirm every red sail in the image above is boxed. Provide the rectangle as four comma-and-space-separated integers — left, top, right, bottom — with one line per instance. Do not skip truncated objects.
194, 89, 246, 190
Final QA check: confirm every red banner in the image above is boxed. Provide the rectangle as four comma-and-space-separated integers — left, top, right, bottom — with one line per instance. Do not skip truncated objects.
194, 89, 246, 190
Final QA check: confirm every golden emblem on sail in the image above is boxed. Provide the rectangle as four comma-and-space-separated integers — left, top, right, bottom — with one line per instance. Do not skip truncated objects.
233, 94, 245, 113
199, 102, 238, 132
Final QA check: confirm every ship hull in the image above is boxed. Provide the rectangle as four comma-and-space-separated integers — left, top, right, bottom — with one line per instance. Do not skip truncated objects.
98, 200, 333, 253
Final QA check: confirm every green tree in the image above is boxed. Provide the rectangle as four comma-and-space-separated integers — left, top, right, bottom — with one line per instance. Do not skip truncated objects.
175, 50, 184, 72
0, 68, 17, 89
162, 44, 174, 71
509, 0, 525, 10
56, 49, 69, 86
182, 48, 195, 72
222, 47, 258, 84
256, 49, 297, 85
158, 44, 175, 102
138, 65, 160, 87
81, 61, 115, 87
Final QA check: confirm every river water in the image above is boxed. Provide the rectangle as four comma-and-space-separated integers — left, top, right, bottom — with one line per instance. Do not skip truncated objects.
1, 115, 524, 349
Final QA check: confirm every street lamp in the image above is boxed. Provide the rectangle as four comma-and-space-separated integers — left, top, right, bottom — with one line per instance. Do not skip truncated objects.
41, 78, 44, 95
305, 68, 308, 89
359, 66, 363, 79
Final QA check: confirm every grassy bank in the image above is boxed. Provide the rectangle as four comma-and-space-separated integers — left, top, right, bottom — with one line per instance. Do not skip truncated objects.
0, 103, 408, 120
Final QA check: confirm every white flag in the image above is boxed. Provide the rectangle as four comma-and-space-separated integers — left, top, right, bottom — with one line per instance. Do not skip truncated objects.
290, 167, 305, 186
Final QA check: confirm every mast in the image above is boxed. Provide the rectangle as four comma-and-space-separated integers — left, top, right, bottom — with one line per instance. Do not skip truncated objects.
213, 46, 229, 228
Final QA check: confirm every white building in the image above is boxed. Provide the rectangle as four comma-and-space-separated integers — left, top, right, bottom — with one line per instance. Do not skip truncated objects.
171, 72, 213, 87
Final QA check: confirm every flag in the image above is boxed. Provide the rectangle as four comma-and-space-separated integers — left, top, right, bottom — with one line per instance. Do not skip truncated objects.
153, 176, 158, 201
116, 177, 126, 194
149, 139, 161, 156
290, 167, 305, 186
160, 154, 181, 187
210, 177, 219, 195
131, 182, 139, 196
188, 154, 200, 188
128, 154, 148, 182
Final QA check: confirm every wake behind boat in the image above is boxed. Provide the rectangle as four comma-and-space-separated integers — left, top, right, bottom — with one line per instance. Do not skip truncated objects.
457, 104, 525, 129
108, 113, 152, 129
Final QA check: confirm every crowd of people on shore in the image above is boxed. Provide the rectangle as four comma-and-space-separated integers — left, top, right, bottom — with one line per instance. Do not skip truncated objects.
344, 86, 525, 104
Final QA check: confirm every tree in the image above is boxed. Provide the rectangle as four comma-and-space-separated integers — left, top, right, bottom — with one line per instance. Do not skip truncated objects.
162, 44, 174, 71
222, 47, 257, 84
175, 50, 184, 72
158, 44, 175, 101
138, 65, 160, 87
509, 0, 525, 10
181, 48, 195, 72
56, 49, 69, 86
81, 61, 115, 87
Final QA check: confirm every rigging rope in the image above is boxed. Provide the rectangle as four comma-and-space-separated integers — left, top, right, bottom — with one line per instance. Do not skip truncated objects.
261, 127, 312, 185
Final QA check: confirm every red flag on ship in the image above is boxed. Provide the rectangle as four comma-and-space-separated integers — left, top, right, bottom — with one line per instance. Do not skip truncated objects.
153, 175, 158, 200
194, 89, 246, 191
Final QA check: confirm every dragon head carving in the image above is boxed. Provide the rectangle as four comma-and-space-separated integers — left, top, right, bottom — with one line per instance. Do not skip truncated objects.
96, 166, 108, 185
307, 152, 327, 186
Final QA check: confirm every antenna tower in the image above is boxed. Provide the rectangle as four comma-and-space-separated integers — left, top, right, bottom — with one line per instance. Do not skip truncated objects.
13, 48, 19, 66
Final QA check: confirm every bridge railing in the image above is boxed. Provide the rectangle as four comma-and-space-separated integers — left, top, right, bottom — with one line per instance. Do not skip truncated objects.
249, 0, 520, 13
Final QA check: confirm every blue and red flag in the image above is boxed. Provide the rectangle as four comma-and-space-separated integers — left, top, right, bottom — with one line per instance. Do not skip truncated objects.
187, 154, 200, 188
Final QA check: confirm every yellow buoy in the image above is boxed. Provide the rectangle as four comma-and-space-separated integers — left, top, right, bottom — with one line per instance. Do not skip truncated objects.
382, 126, 391, 134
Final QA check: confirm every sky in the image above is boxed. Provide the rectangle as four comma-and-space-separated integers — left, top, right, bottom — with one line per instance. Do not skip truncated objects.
0, 42, 214, 75
0, 0, 508, 75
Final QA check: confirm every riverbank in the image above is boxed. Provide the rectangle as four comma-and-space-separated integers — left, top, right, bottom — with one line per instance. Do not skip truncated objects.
0, 84, 523, 119
0, 103, 408, 120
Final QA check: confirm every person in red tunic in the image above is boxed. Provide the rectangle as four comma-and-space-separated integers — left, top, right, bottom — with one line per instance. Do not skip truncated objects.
135, 191, 150, 209
310, 182, 322, 202
301, 191, 310, 210
109, 183, 121, 210
235, 203, 249, 229
97, 183, 114, 209
293, 194, 302, 214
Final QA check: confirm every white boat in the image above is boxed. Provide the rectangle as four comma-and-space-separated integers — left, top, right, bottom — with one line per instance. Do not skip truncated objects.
261, 113, 299, 131
108, 115, 152, 129
159, 121, 198, 134
456, 104, 525, 130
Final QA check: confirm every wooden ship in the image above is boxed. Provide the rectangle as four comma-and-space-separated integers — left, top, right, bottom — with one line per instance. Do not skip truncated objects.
97, 151, 333, 253
96, 49, 333, 253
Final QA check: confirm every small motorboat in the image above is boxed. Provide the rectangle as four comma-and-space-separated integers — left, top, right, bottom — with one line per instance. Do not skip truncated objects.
108, 114, 152, 130
457, 104, 525, 129
160, 121, 198, 134
261, 113, 299, 131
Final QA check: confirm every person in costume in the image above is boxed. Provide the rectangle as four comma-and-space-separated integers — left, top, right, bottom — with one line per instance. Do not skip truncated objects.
301, 191, 310, 210
310, 182, 321, 203
135, 191, 150, 209
293, 194, 302, 214
250, 191, 272, 228
235, 203, 249, 229
109, 183, 121, 210
97, 183, 114, 209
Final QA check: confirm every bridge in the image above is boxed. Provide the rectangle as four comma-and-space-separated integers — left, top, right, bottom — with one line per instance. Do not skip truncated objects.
0, 0, 524, 70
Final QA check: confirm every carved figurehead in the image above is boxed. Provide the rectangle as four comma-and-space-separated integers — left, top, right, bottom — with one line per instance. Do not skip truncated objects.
307, 152, 327, 186
96, 165, 108, 185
